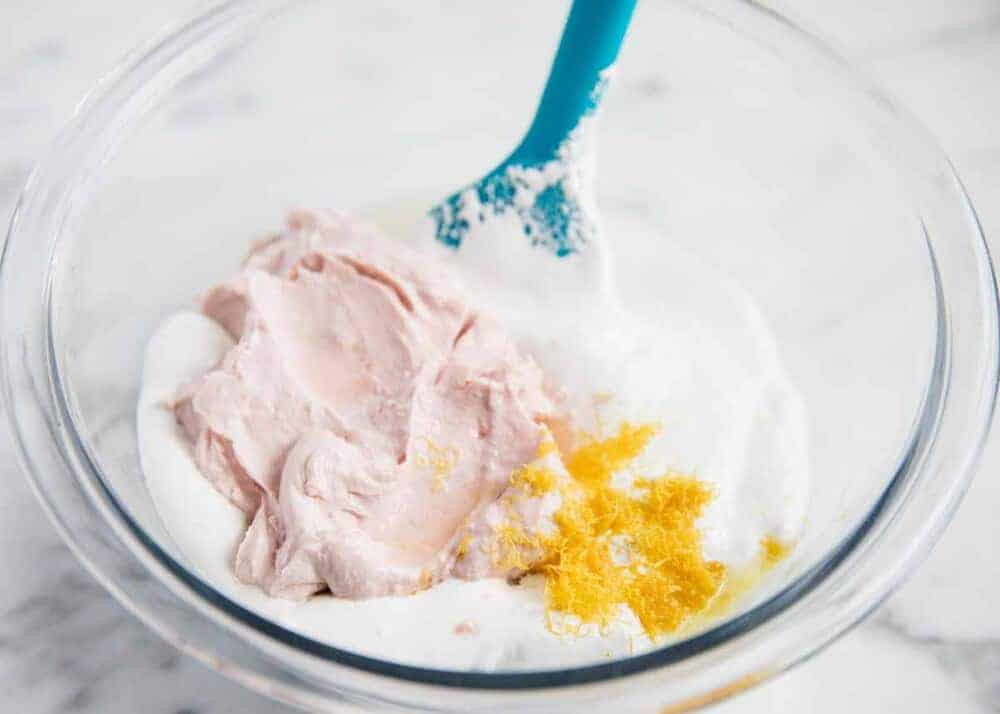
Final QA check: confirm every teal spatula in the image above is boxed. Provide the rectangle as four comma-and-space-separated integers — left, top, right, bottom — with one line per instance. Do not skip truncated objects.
429, 0, 638, 258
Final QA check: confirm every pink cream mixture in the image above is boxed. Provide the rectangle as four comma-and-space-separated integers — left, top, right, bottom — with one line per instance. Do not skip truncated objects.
174, 210, 568, 599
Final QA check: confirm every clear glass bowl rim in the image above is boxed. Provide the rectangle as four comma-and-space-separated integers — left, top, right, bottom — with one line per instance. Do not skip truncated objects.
2, 0, 997, 710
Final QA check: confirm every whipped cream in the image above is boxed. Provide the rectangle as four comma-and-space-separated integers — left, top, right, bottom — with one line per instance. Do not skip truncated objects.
138, 209, 810, 670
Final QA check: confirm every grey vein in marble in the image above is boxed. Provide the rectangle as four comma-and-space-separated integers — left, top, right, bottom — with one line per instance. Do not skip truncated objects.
874, 609, 1000, 712
0, 544, 181, 711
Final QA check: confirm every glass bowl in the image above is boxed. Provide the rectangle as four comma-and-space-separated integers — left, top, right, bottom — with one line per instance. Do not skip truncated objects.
2, 0, 997, 711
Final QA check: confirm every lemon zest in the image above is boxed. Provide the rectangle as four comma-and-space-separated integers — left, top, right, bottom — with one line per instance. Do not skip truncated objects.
498, 422, 729, 639
455, 532, 473, 560
415, 438, 459, 492
510, 463, 558, 496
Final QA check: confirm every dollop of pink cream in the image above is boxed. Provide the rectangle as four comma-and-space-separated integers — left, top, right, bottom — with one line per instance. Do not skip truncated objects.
174, 210, 566, 599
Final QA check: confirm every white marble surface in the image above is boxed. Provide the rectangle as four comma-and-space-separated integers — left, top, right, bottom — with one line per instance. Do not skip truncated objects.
2, 1, 999, 711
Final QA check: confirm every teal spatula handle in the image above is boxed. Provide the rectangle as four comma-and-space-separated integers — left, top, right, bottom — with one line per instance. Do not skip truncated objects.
507, 0, 638, 167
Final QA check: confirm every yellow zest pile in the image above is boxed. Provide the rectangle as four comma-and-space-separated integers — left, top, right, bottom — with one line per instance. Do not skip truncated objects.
503, 422, 729, 639
509, 463, 558, 496
760, 535, 790, 567
455, 533, 473, 560
416, 438, 459, 492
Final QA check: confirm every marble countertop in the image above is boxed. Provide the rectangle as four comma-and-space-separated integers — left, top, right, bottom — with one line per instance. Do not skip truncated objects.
2, 1, 999, 711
